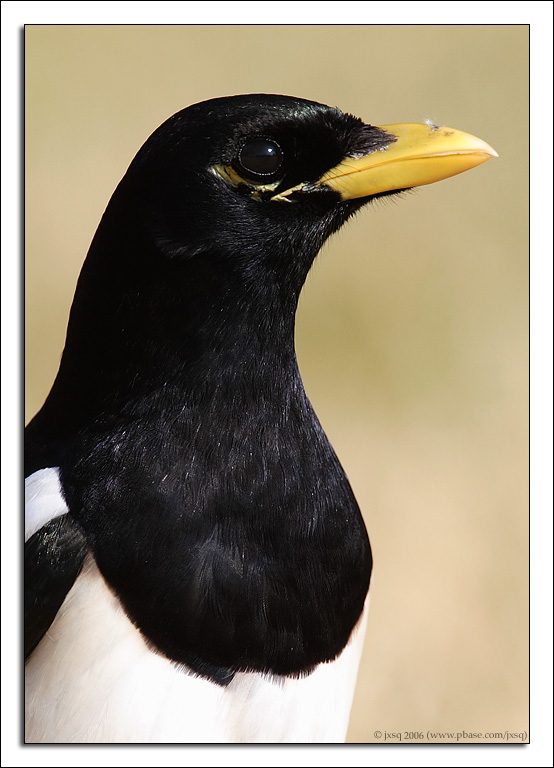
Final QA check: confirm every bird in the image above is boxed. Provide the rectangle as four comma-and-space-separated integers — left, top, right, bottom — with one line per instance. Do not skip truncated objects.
24, 94, 497, 743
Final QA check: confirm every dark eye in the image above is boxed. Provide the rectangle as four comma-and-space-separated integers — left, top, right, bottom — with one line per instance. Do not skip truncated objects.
238, 139, 283, 177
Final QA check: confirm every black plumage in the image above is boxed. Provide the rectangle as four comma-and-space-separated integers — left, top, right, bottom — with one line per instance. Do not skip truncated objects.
25, 94, 496, 741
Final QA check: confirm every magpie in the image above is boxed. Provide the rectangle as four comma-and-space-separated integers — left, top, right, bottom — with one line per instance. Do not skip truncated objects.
25, 94, 497, 743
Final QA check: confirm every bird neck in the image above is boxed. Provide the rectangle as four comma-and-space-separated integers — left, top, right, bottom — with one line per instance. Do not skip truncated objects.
39, 221, 306, 439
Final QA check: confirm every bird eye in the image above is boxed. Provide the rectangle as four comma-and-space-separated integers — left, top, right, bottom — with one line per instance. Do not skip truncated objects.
238, 139, 283, 177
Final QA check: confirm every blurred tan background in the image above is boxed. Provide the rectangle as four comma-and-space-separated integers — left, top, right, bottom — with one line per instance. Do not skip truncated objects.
25, 25, 528, 743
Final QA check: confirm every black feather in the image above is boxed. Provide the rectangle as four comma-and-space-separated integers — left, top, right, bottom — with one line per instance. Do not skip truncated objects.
25, 95, 378, 683
25, 515, 87, 659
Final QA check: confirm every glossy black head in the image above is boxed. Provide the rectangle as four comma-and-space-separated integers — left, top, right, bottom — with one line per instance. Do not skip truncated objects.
24, 95, 395, 443
115, 94, 394, 285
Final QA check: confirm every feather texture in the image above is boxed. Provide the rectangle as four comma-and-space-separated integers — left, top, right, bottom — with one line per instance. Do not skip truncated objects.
26, 556, 368, 743
25, 468, 68, 542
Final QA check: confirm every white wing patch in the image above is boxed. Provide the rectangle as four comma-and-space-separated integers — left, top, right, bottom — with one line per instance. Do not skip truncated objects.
25, 468, 69, 542
25, 556, 369, 743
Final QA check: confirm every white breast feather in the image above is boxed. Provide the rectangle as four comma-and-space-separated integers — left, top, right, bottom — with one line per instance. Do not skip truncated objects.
25, 557, 368, 743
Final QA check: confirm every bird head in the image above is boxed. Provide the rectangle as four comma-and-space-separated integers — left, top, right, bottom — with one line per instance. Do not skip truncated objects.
108, 93, 497, 298
55, 94, 496, 419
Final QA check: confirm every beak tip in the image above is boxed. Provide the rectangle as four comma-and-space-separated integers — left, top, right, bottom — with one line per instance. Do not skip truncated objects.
480, 141, 499, 159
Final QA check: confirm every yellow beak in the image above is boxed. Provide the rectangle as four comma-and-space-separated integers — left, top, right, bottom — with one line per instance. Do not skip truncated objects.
269, 123, 497, 203
317, 122, 498, 200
